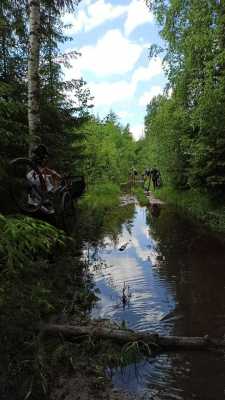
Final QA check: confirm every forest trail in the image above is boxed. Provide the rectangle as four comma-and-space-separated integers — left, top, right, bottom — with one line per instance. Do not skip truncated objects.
145, 190, 165, 206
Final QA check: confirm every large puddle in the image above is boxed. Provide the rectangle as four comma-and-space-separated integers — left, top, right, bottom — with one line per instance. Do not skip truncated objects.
85, 197, 225, 399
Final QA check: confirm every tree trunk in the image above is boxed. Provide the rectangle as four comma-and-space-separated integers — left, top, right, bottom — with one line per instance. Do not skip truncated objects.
28, 0, 41, 156
42, 324, 225, 351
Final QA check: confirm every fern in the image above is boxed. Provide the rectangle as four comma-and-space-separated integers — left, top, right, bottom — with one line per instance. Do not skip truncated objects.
0, 214, 65, 269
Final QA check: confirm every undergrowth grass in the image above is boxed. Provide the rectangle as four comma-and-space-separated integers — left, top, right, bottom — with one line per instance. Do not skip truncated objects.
155, 186, 225, 233
79, 181, 121, 210
132, 187, 149, 206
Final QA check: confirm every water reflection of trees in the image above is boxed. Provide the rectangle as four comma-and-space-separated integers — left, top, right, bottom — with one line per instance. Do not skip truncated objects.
139, 206, 225, 400
80, 202, 135, 251
81, 202, 136, 297
143, 350, 225, 400
108, 204, 225, 400
146, 205, 225, 337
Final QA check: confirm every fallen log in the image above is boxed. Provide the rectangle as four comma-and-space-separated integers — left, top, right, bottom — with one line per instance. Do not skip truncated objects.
42, 324, 225, 351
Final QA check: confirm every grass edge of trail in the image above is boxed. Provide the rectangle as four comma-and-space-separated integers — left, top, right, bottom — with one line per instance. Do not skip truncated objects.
78, 181, 121, 210
153, 186, 225, 234
0, 191, 139, 400
132, 187, 149, 206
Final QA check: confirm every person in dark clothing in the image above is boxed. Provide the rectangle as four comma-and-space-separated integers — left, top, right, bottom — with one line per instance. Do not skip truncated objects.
151, 168, 159, 190
31, 144, 49, 165
156, 170, 161, 187
144, 168, 151, 191
134, 168, 139, 185
130, 167, 138, 185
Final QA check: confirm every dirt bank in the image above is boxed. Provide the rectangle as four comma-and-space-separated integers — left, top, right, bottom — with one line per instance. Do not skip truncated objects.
145, 190, 165, 206
47, 320, 142, 400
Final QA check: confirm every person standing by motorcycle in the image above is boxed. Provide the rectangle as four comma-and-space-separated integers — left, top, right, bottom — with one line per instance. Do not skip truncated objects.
151, 168, 159, 190
27, 144, 61, 213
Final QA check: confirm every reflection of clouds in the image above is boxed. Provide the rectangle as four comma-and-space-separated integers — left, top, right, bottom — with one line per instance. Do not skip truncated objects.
137, 247, 151, 261
103, 213, 160, 264
128, 207, 160, 263
102, 236, 116, 251
92, 292, 120, 319
131, 229, 159, 263
116, 228, 132, 248
141, 308, 166, 325
89, 203, 175, 333
141, 225, 150, 237
101, 256, 144, 295
147, 250, 158, 266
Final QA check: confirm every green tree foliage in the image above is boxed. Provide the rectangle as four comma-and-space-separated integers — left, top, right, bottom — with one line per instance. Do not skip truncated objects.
0, 0, 28, 167
142, 0, 225, 197
0, 214, 66, 398
138, 94, 190, 188
0, 1, 138, 398
0, 0, 92, 177
76, 113, 136, 183
0, 0, 137, 193
0, 214, 64, 268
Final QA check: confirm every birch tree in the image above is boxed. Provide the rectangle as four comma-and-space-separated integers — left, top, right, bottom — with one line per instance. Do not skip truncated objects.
28, 0, 40, 155
27, 0, 80, 155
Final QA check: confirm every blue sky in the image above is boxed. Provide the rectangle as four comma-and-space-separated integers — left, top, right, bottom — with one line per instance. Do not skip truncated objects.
61, 0, 167, 139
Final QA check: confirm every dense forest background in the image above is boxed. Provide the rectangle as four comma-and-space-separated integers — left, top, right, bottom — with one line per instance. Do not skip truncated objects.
1, 0, 225, 216
138, 0, 225, 202
0, 0, 136, 200
1, 1, 225, 398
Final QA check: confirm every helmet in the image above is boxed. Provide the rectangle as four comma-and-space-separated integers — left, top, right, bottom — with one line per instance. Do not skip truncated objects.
32, 144, 49, 158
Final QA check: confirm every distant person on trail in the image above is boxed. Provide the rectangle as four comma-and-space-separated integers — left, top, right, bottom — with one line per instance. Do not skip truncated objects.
151, 168, 160, 190
141, 172, 145, 188
129, 167, 138, 185
156, 170, 161, 188
145, 168, 151, 177
144, 168, 151, 191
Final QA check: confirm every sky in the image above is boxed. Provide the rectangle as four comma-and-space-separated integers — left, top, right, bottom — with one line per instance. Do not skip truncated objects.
61, 0, 167, 140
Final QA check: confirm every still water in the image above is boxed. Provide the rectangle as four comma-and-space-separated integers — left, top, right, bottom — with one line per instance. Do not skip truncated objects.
86, 197, 225, 400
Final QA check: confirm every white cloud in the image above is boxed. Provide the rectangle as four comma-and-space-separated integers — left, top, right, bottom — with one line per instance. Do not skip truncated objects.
62, 0, 127, 35
77, 29, 143, 76
139, 85, 163, 106
63, 0, 154, 37
63, 31, 162, 83
62, 29, 143, 80
117, 110, 130, 119
63, 51, 163, 107
124, 0, 154, 36
132, 57, 163, 85
89, 80, 135, 106
80, 56, 163, 108
86, 0, 127, 31
130, 124, 144, 140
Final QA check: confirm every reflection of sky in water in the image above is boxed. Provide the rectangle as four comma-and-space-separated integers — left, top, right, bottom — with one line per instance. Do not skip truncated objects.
112, 351, 225, 400
87, 202, 225, 399
90, 205, 176, 333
